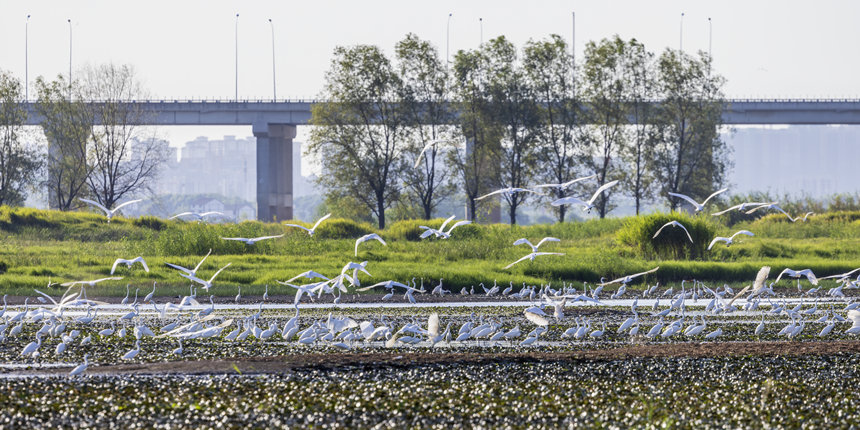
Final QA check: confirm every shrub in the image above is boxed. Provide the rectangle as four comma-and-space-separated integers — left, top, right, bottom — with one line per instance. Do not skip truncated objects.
133, 216, 166, 231
386, 219, 433, 241
616, 212, 719, 260
313, 218, 375, 239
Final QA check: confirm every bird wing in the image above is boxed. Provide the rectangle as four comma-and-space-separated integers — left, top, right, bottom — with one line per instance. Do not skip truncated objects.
446, 220, 471, 234
701, 188, 729, 206
170, 212, 193, 219
254, 234, 285, 241
676, 222, 694, 243
588, 180, 619, 205
752, 266, 771, 292
372, 234, 387, 246
731, 230, 754, 240
165, 262, 193, 275
551, 196, 588, 207
652, 222, 673, 239
33, 289, 58, 306
745, 202, 778, 215
803, 270, 818, 285
534, 252, 564, 257
91, 277, 123, 284
135, 257, 150, 272
221, 237, 248, 242
438, 214, 457, 232
532, 183, 562, 189
561, 174, 598, 188
419, 228, 437, 239
504, 254, 535, 270
311, 213, 332, 231
708, 237, 728, 250
820, 268, 860, 280
200, 211, 224, 217
208, 263, 232, 283
283, 223, 312, 233
513, 238, 535, 248
475, 189, 506, 201
79, 198, 110, 215
112, 199, 143, 212
535, 237, 561, 248
413, 140, 440, 169
524, 310, 549, 327
667, 192, 700, 209
772, 205, 796, 222
111, 258, 125, 275
194, 249, 212, 273
428, 312, 440, 337
774, 268, 791, 284
630, 266, 660, 280
711, 204, 742, 216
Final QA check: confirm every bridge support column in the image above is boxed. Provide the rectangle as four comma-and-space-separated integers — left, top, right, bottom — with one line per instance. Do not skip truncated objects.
254, 123, 295, 222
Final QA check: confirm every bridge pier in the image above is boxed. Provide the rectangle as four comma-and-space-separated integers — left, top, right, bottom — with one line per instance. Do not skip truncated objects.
253, 123, 295, 222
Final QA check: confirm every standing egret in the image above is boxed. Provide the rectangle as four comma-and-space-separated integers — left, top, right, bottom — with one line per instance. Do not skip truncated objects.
122, 340, 141, 360
69, 354, 89, 377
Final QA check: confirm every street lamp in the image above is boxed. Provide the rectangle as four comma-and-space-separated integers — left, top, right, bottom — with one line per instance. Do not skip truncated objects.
708, 17, 713, 60
446, 13, 452, 69
67, 19, 72, 93
679, 12, 684, 52
235, 13, 239, 101
25, 14, 30, 101
269, 18, 276, 101
479, 17, 482, 45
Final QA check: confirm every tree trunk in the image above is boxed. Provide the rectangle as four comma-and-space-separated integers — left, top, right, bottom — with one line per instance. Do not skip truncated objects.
509, 201, 517, 225
376, 195, 386, 230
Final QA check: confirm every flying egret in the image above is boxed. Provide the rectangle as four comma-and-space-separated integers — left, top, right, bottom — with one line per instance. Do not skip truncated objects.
707, 230, 754, 250
110, 256, 149, 274
283, 213, 332, 236
774, 268, 818, 286
354, 233, 387, 256
599, 267, 660, 286
504, 252, 564, 270
79, 198, 142, 222
745, 203, 795, 221
667, 189, 727, 213
413, 138, 457, 168
513, 237, 560, 253
165, 249, 212, 278
180, 263, 232, 290
476, 187, 544, 201
652, 221, 694, 243
419, 215, 471, 239
169, 211, 223, 221
221, 234, 284, 245
532, 174, 598, 190
711, 201, 771, 216
797, 212, 815, 222
60, 277, 123, 287
550, 180, 619, 213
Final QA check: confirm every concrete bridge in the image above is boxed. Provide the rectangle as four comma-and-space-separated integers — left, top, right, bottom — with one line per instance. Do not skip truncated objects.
22, 99, 860, 221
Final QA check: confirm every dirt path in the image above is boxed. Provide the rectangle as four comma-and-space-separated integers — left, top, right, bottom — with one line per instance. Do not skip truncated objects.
9, 340, 860, 377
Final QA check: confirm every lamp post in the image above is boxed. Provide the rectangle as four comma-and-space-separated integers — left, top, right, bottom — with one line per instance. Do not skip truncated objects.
708, 17, 713, 59
25, 14, 30, 101
269, 18, 276, 101
235, 13, 239, 101
67, 19, 72, 95
679, 12, 684, 52
446, 13, 452, 69
479, 17, 482, 45
571, 11, 575, 93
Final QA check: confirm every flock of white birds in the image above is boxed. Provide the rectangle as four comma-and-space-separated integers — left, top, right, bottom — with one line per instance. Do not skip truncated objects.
2, 187, 852, 378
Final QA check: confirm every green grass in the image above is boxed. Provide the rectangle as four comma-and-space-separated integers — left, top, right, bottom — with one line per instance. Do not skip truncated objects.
1, 206, 859, 295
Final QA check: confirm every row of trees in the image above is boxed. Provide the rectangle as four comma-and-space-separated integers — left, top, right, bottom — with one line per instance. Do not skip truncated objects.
308, 33, 729, 228
0, 65, 166, 210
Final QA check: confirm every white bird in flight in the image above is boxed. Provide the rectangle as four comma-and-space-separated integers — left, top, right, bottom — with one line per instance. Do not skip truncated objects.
504, 252, 564, 270
707, 230, 754, 250
110, 257, 149, 274
774, 268, 818, 286
283, 213, 332, 236
355, 233, 387, 256
532, 174, 597, 190
79, 198, 142, 222
221, 234, 284, 245
745, 203, 794, 221
476, 187, 544, 201
513, 237, 560, 253
413, 139, 456, 169
419, 215, 471, 239
61, 277, 123, 287
165, 249, 212, 278
551, 180, 619, 213
169, 211, 223, 221
599, 267, 660, 286
711, 202, 770, 216
652, 221, 694, 243
667, 188, 728, 213
180, 263, 232, 290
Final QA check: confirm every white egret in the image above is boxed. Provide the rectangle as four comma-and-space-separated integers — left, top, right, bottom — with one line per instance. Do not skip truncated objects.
774, 268, 818, 286
143, 283, 156, 303
504, 252, 564, 270
707, 230, 754, 250
221, 234, 284, 245
122, 340, 141, 360
513, 237, 560, 253
79, 198, 142, 222
111, 256, 149, 274
599, 267, 660, 287
532, 174, 597, 190
745, 203, 795, 221
69, 354, 89, 377
652, 221, 694, 243
169, 211, 223, 221
354, 233, 387, 256
60, 277, 123, 288
283, 213, 332, 236
21, 333, 43, 356
667, 188, 727, 213
551, 180, 619, 213
165, 249, 212, 278
476, 187, 544, 201
711, 201, 771, 216
181, 263, 232, 290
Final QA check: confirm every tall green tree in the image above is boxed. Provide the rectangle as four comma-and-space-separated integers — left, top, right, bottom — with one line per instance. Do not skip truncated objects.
619, 39, 658, 215
0, 71, 42, 206
36, 75, 93, 211
653, 50, 729, 210
523, 34, 582, 223
395, 33, 456, 220
579, 36, 630, 218
450, 48, 502, 222
308, 45, 407, 229
484, 36, 539, 225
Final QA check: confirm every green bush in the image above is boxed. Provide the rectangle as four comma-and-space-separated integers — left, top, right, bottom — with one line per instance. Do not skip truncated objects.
616, 212, 719, 260
133, 216, 166, 231
313, 218, 375, 239
386, 218, 434, 241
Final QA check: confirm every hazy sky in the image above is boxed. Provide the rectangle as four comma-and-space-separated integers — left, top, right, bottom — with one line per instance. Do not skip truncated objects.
2, 0, 859, 148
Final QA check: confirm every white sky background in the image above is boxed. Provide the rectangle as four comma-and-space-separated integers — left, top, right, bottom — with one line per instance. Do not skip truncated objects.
2, 0, 859, 173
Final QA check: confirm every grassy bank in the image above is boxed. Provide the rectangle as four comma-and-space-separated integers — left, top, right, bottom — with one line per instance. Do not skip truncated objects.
1, 206, 858, 295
